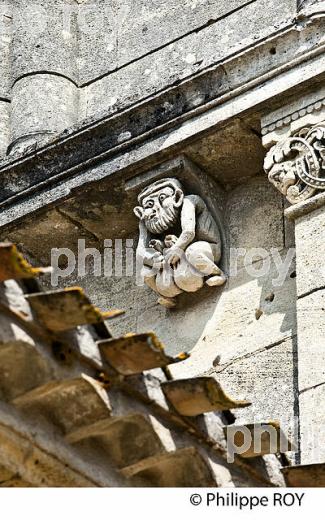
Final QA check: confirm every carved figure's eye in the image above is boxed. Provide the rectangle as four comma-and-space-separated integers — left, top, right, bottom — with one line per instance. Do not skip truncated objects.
159, 194, 167, 203
145, 200, 154, 208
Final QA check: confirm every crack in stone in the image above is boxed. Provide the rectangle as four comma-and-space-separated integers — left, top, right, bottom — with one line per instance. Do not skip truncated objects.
298, 284, 325, 300
206, 334, 295, 375
56, 207, 101, 242
300, 380, 325, 394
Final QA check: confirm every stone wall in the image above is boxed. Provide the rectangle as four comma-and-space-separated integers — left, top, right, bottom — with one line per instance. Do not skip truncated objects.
48, 174, 298, 457
0, 0, 297, 155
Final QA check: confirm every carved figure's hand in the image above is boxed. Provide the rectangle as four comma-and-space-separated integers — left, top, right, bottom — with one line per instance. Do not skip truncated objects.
164, 234, 178, 248
152, 251, 165, 269
166, 246, 183, 267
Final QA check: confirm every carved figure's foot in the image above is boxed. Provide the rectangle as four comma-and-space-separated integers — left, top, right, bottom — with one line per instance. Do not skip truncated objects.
206, 274, 227, 287
157, 296, 177, 308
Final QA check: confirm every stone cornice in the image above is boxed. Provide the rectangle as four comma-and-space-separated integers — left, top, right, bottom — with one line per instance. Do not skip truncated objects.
261, 96, 325, 136
0, 16, 325, 230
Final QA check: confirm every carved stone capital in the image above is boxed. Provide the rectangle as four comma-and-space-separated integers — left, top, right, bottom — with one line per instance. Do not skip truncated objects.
264, 122, 325, 204
262, 86, 325, 204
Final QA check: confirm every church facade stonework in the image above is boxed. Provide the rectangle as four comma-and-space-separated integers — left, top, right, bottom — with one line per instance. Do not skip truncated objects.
0, 0, 325, 487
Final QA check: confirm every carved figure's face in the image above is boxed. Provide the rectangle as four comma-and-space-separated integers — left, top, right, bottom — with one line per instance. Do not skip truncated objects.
268, 161, 297, 196
134, 186, 184, 234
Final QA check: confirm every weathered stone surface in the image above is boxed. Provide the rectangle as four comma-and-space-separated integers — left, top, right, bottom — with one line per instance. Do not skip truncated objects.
0, 401, 125, 486
261, 84, 325, 147
5, 208, 98, 267
226, 177, 285, 269
13, 375, 112, 434
83, 0, 296, 119
78, 0, 255, 85
121, 447, 216, 487
1, 14, 325, 228
299, 383, 325, 464
169, 249, 296, 371
11, 0, 78, 83
2, 0, 325, 484
0, 101, 9, 157
297, 289, 325, 391
186, 118, 265, 187
294, 205, 325, 297
10, 75, 78, 154
282, 462, 325, 487
66, 414, 166, 469
213, 339, 297, 451
0, 1, 11, 99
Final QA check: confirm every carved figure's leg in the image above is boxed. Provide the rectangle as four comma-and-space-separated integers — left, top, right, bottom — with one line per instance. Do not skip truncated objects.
143, 265, 181, 306
185, 241, 226, 287
156, 264, 183, 298
173, 254, 204, 293
143, 267, 160, 293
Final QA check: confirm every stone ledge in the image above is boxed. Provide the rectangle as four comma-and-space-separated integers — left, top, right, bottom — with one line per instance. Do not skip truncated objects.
0, 20, 325, 232
285, 191, 325, 220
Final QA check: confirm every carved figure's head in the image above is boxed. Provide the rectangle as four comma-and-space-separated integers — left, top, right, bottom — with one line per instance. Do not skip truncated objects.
267, 161, 297, 196
134, 178, 184, 234
264, 140, 299, 197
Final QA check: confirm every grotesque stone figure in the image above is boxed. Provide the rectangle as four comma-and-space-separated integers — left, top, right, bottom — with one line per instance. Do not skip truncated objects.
134, 178, 226, 308
264, 123, 325, 204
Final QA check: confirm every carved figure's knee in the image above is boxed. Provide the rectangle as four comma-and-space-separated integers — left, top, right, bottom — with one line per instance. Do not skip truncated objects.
185, 241, 215, 275
174, 260, 204, 293
156, 268, 182, 298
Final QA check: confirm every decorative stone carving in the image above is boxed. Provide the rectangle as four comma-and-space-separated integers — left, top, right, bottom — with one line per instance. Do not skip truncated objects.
264, 122, 325, 204
134, 178, 226, 308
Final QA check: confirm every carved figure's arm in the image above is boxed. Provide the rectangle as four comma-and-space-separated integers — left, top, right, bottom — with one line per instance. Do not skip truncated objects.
173, 196, 196, 250
137, 221, 164, 267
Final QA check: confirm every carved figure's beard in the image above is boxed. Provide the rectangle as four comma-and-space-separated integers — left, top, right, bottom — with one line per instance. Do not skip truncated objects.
145, 205, 179, 235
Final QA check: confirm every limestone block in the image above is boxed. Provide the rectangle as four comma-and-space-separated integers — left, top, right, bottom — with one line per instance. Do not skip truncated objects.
83, 0, 296, 119
5, 208, 98, 267
77, 1, 265, 85
0, 1, 11, 99
299, 384, 325, 464
11, 0, 77, 83
294, 205, 325, 297
9, 75, 78, 154
296, 289, 325, 391
115, 0, 249, 75
186, 119, 265, 187
261, 85, 325, 148
214, 339, 297, 447
13, 375, 112, 434
226, 177, 284, 270
170, 250, 296, 376
0, 101, 10, 157
0, 402, 124, 486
